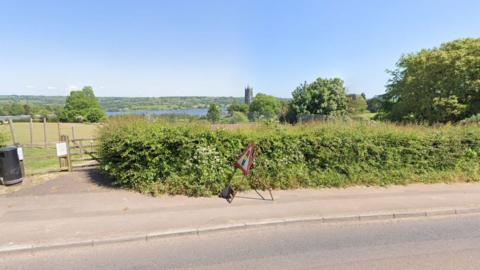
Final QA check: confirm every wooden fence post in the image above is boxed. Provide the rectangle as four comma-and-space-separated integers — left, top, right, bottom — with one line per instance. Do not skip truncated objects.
66, 137, 72, 172
59, 135, 72, 172
29, 117, 33, 146
71, 126, 76, 141
8, 119, 16, 145
43, 117, 47, 148
79, 140, 84, 160
57, 122, 61, 141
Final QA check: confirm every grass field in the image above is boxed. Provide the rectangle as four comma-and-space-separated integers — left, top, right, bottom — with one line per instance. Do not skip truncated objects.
0, 122, 99, 175
0, 122, 99, 145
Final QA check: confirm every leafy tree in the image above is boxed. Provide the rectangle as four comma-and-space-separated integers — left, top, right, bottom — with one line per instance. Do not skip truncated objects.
248, 93, 282, 120
61, 86, 105, 122
227, 111, 248, 124
227, 102, 249, 116
23, 104, 32, 115
367, 95, 384, 113
7, 103, 25, 115
290, 77, 348, 120
382, 38, 480, 123
347, 94, 368, 114
206, 103, 221, 123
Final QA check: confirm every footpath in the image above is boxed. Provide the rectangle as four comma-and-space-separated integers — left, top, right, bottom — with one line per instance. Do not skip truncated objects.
1, 169, 480, 254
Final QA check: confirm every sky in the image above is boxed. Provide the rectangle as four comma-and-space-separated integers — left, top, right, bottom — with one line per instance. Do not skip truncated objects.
1, 0, 479, 98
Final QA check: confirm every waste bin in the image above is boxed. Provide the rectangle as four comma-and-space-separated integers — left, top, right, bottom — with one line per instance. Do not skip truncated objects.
0, 146, 23, 185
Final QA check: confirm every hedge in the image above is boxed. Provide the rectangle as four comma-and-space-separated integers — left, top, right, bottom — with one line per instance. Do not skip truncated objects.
98, 118, 480, 196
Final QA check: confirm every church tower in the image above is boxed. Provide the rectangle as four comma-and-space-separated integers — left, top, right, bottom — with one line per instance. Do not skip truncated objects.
244, 85, 253, 105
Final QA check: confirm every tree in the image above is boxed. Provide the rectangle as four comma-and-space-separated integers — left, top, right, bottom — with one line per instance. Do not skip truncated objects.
206, 104, 221, 123
381, 38, 480, 123
8, 103, 24, 115
367, 95, 384, 113
23, 104, 32, 115
347, 94, 368, 114
61, 86, 105, 122
227, 102, 249, 116
248, 93, 282, 120
229, 111, 248, 123
290, 77, 348, 120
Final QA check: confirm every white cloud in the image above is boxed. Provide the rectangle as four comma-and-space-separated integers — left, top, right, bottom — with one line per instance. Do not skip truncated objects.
47, 86, 57, 90
25, 85, 35, 89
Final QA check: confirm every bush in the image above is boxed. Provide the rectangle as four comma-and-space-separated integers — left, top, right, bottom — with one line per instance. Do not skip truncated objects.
98, 118, 480, 196
460, 114, 480, 125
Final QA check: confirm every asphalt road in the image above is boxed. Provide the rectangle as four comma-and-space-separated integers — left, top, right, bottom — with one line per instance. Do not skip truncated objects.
2, 215, 480, 270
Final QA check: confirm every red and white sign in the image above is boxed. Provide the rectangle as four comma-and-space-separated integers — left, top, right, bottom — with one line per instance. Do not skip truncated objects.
234, 144, 255, 176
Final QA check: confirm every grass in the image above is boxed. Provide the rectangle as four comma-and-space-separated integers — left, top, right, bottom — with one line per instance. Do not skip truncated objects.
0, 122, 99, 175
0, 122, 99, 145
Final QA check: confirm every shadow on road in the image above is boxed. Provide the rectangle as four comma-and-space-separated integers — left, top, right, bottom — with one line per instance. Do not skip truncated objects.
5, 168, 117, 197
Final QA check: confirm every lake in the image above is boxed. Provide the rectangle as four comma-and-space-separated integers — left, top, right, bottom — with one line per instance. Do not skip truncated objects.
107, 108, 208, 117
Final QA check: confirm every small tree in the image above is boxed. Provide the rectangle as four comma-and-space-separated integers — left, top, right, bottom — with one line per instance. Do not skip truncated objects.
347, 94, 368, 114
229, 111, 248, 123
290, 77, 348, 120
227, 102, 249, 116
61, 86, 105, 122
206, 104, 221, 123
248, 93, 282, 121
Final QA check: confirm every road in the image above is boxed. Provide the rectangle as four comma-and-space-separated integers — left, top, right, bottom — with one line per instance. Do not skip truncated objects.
2, 215, 480, 269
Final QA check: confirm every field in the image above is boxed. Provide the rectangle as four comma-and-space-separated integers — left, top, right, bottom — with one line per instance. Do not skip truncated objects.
0, 122, 99, 175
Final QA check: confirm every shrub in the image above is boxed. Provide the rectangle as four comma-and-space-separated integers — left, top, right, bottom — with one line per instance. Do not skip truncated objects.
98, 118, 480, 196
460, 114, 480, 125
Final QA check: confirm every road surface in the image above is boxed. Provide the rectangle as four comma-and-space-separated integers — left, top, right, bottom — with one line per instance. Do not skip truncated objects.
2, 215, 480, 269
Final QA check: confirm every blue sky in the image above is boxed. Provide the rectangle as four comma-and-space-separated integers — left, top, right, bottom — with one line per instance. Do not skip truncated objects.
1, 0, 479, 98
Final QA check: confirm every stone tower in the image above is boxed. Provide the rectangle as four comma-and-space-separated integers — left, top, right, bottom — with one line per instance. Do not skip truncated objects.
244, 85, 253, 105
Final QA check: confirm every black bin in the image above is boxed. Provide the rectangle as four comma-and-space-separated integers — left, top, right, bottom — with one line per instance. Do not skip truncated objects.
0, 146, 23, 185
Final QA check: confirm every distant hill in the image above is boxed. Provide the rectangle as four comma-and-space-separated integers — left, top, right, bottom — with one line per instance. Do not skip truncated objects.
0, 95, 247, 112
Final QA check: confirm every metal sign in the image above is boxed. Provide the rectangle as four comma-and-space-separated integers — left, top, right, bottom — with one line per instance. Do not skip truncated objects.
56, 142, 68, 157
17, 147, 23, 161
234, 144, 255, 176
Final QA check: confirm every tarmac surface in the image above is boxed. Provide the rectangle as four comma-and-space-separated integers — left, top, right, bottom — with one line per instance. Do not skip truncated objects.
2, 168, 480, 255
2, 214, 480, 269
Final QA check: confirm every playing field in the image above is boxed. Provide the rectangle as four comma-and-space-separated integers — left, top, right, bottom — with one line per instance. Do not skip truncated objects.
0, 122, 99, 145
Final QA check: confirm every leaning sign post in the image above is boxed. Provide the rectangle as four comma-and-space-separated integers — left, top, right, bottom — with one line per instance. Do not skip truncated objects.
219, 144, 274, 203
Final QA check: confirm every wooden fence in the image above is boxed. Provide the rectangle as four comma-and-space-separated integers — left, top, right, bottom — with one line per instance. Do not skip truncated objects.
17, 136, 99, 175
4, 117, 100, 175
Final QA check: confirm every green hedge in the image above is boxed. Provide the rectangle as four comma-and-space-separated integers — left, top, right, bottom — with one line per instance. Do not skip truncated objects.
98, 118, 480, 196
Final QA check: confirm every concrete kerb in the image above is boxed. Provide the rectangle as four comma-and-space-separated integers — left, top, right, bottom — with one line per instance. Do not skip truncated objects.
1, 206, 480, 255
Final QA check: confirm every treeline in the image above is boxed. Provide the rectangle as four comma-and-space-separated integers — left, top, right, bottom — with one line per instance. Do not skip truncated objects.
99, 96, 245, 111
0, 95, 248, 114
0, 102, 63, 119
